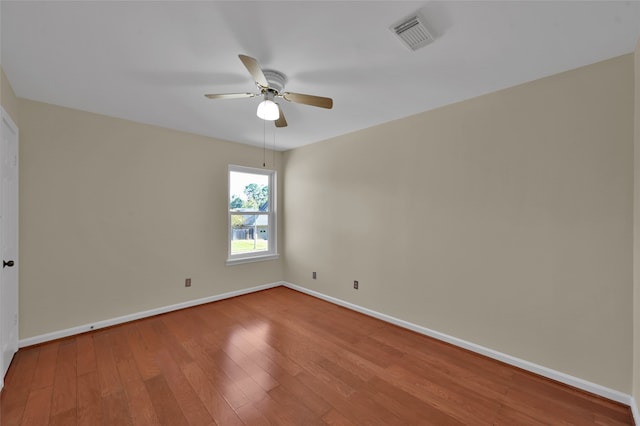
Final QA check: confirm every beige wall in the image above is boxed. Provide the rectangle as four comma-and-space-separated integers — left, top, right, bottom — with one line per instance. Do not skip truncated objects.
283, 55, 634, 393
1, 66, 19, 125
18, 99, 283, 339
634, 38, 640, 410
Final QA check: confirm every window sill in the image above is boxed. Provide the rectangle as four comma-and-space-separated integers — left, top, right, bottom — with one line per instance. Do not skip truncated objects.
226, 253, 280, 266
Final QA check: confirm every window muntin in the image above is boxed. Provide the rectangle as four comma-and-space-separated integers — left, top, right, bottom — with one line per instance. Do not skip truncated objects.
227, 165, 277, 264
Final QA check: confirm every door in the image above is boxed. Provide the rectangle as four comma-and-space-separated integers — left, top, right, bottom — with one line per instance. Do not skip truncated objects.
0, 107, 19, 387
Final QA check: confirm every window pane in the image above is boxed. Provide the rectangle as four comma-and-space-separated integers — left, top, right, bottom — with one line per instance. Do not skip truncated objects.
229, 171, 269, 212
230, 214, 269, 255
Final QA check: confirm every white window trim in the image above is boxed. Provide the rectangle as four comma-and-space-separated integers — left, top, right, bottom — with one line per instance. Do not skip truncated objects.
226, 165, 278, 266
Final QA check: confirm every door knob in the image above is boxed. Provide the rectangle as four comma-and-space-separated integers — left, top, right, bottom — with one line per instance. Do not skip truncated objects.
3, 260, 14, 268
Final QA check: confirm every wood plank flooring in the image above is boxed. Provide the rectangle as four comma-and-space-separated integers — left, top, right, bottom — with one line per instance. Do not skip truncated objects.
0, 286, 633, 425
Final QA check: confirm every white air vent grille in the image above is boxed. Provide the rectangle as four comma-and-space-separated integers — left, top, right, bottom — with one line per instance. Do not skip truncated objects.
391, 15, 434, 51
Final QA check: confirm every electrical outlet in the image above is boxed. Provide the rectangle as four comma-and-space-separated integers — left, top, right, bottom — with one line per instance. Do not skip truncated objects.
353, 280, 359, 290
313, 272, 317, 279
185, 278, 191, 287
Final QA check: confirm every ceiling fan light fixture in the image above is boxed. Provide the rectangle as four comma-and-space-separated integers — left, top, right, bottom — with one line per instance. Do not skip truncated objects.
257, 99, 280, 121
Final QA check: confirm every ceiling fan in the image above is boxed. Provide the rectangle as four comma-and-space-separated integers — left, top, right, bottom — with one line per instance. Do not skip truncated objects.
205, 54, 333, 128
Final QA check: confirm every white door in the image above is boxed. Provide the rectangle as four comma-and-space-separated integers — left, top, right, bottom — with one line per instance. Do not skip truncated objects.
0, 107, 19, 388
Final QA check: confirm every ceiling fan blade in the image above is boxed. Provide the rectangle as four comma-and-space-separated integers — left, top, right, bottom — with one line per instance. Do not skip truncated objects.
238, 54, 269, 89
282, 92, 333, 109
275, 104, 287, 128
205, 93, 256, 100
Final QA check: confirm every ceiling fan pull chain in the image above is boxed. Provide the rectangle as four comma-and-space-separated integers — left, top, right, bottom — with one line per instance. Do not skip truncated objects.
263, 117, 266, 168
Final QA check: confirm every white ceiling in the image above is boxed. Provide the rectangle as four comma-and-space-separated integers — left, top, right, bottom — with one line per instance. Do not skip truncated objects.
2, 1, 639, 151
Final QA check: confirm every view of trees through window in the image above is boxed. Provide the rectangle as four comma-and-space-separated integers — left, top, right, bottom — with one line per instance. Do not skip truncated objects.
230, 183, 268, 210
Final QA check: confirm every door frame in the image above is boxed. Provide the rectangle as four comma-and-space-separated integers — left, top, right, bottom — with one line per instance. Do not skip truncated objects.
0, 106, 19, 391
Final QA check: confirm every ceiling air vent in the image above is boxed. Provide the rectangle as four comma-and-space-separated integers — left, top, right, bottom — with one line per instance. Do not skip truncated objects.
391, 14, 434, 51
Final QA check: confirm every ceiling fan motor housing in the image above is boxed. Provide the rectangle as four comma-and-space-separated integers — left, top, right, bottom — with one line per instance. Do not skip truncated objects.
262, 70, 287, 94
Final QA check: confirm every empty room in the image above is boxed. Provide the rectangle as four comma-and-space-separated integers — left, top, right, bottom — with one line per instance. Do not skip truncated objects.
1, 1, 640, 424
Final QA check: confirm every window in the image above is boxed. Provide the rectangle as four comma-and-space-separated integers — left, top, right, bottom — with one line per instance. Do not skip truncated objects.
227, 165, 277, 265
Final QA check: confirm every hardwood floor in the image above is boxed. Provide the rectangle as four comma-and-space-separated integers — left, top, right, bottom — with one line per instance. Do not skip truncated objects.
0, 286, 633, 425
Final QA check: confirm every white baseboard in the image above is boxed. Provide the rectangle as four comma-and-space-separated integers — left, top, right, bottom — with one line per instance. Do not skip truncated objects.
19, 281, 283, 348
631, 397, 639, 425
282, 281, 635, 410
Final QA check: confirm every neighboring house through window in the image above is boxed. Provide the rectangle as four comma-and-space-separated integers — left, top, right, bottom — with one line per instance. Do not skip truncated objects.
227, 165, 277, 265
